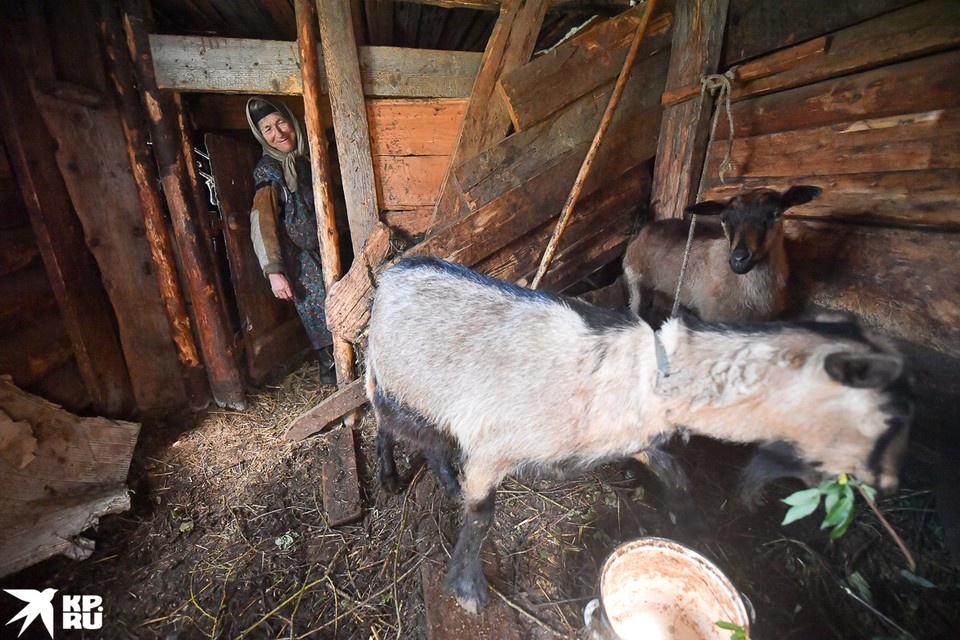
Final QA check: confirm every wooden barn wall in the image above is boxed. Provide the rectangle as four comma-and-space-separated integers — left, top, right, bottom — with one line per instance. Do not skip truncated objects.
698, 0, 960, 358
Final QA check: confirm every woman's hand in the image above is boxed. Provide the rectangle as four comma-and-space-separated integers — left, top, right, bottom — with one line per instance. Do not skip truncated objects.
268, 272, 294, 300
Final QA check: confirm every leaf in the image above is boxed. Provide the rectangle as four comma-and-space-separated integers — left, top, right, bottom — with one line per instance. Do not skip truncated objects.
848, 571, 872, 603
829, 509, 855, 539
822, 495, 853, 529
782, 487, 822, 507
899, 570, 935, 588
858, 483, 878, 503
179, 519, 194, 533
715, 620, 741, 630
783, 500, 820, 525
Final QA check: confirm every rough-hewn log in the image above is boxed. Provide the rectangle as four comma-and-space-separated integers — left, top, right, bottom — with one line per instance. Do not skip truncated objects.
497, 1, 673, 131
123, 0, 246, 410
429, 0, 548, 229
98, 0, 210, 409
650, 0, 730, 220
0, 377, 139, 578
150, 36, 482, 98
0, 25, 134, 416
317, 0, 381, 255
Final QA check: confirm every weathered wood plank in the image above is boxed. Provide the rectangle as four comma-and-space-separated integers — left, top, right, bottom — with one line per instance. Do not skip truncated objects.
786, 220, 960, 359
701, 170, 960, 230
285, 378, 368, 441
650, 0, 729, 220
726, 49, 960, 139
375, 155, 451, 209
701, 108, 960, 181
319, 426, 363, 526
429, 0, 548, 229
0, 23, 134, 416
367, 98, 466, 156
382, 207, 434, 237
724, 0, 915, 66
497, 2, 673, 131
729, 0, 960, 104
0, 377, 139, 578
151, 35, 482, 97
457, 50, 668, 211
318, 0, 381, 255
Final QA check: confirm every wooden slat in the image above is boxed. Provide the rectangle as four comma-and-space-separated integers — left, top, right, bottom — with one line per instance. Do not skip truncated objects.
497, 2, 673, 131
729, 0, 960, 104
367, 98, 466, 156
285, 378, 367, 440
727, 49, 960, 139
702, 108, 960, 181
787, 220, 960, 359
319, 426, 363, 526
150, 35, 482, 98
457, 50, 668, 211
0, 24, 134, 416
318, 0, 380, 256
429, 0, 548, 229
724, 0, 914, 66
650, 0, 730, 220
701, 171, 960, 230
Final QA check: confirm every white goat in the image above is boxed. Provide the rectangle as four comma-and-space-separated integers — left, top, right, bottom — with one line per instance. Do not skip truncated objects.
623, 186, 822, 322
367, 256, 910, 614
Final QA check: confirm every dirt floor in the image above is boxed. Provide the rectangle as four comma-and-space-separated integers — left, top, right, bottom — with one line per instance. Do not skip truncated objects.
3, 360, 959, 639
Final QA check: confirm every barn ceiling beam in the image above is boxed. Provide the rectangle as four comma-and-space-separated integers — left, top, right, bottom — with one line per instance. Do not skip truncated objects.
150, 35, 481, 97
392, 0, 633, 11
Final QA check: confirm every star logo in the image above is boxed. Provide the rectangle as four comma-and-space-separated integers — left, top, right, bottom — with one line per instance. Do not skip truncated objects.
4, 588, 57, 638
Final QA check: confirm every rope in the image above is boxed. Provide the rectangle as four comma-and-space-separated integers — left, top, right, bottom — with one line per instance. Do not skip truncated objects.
669, 67, 738, 319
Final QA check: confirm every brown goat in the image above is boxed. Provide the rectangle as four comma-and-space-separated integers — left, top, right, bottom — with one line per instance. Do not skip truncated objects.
623, 186, 821, 322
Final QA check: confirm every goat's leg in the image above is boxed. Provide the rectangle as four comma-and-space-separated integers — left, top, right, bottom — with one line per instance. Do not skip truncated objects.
424, 448, 461, 499
633, 447, 709, 540
445, 487, 496, 614
375, 428, 403, 494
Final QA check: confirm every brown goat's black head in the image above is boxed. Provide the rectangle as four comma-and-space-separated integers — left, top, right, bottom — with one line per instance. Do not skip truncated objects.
685, 186, 822, 275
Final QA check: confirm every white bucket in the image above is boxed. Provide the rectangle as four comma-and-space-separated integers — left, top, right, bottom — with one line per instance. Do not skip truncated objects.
585, 537, 750, 640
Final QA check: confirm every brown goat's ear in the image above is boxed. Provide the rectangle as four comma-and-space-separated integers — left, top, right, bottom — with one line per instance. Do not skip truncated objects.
825, 352, 904, 389
780, 185, 822, 210
684, 200, 726, 216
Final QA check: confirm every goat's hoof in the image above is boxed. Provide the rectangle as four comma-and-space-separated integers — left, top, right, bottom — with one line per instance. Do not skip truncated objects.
379, 473, 404, 495
445, 570, 488, 614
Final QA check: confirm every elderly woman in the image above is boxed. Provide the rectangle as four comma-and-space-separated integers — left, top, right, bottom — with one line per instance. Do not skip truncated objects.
246, 96, 335, 383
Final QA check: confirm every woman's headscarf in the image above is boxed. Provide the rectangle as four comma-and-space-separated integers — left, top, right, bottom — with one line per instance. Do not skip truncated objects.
246, 96, 307, 193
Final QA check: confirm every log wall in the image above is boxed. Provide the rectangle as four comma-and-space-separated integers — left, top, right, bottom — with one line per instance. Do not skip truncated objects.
696, 0, 960, 357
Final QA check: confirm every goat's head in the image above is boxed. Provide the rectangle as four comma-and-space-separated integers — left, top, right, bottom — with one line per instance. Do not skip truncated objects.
685, 186, 822, 274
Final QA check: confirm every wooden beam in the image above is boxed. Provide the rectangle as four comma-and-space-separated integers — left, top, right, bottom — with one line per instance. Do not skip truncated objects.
393, 0, 632, 10
285, 378, 368, 440
150, 35, 482, 98
650, 0, 730, 219
497, 1, 673, 131
123, 0, 246, 410
428, 0, 548, 230
317, 0, 381, 256
99, 0, 210, 410
0, 25, 134, 416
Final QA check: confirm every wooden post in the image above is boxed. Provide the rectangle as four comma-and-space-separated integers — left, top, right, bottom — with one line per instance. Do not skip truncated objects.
97, 0, 210, 409
0, 26, 135, 417
650, 0, 731, 219
316, 0, 381, 256
122, 0, 246, 410
427, 0, 548, 231
295, 0, 359, 407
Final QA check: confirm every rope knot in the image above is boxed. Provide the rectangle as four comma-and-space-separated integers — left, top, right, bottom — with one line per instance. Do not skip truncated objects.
700, 66, 738, 184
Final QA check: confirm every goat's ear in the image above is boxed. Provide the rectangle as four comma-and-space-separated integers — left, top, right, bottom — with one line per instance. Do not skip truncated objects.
780, 185, 822, 210
824, 352, 904, 388
684, 200, 726, 216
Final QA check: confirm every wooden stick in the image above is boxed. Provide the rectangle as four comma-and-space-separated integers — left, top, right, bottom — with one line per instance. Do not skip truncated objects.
530, 0, 658, 289
295, 0, 359, 418
97, 0, 210, 409
122, 0, 246, 410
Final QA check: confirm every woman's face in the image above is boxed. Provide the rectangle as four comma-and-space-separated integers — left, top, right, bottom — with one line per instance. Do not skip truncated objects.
258, 112, 297, 153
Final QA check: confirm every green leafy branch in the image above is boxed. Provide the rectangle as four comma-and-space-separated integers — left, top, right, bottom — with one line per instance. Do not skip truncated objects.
715, 619, 749, 640
781, 474, 915, 570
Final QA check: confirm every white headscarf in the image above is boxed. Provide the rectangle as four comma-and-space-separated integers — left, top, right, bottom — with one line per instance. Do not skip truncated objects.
246, 96, 307, 193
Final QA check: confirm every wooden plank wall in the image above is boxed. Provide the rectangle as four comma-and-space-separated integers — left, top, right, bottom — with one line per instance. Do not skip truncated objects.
700, 0, 960, 357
